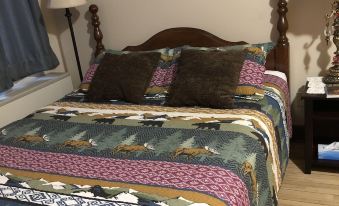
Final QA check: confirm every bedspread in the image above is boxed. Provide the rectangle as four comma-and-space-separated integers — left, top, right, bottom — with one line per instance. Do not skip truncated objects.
0, 75, 290, 206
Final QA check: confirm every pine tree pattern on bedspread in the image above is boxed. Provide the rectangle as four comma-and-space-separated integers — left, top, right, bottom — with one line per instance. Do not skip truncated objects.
0, 76, 290, 206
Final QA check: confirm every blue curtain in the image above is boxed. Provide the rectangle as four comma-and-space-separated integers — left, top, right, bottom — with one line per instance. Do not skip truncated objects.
0, 0, 59, 92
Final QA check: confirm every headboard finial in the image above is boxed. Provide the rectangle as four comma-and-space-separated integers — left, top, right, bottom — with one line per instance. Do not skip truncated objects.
89, 4, 105, 57
277, 0, 289, 46
276, 0, 290, 81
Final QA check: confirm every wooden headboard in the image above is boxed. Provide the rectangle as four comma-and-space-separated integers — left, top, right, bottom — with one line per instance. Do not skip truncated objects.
88, 0, 289, 80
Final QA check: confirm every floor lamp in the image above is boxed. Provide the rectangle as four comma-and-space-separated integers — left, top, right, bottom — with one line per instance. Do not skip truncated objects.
47, 0, 87, 81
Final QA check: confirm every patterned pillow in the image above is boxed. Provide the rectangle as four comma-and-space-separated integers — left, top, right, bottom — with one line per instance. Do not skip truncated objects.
239, 58, 266, 86
83, 64, 99, 83
142, 48, 184, 105
145, 48, 181, 94
79, 64, 99, 91
238, 43, 273, 87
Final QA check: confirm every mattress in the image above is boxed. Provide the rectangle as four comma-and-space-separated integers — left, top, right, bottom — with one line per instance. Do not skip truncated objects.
0, 72, 291, 206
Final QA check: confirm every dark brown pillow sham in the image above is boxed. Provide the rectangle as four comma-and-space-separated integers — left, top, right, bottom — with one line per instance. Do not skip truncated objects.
167, 49, 246, 109
86, 52, 160, 104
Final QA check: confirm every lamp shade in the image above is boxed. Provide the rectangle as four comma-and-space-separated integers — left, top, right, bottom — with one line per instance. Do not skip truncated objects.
47, 0, 87, 9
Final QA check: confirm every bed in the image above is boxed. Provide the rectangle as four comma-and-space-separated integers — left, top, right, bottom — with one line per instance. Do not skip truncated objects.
0, 1, 290, 206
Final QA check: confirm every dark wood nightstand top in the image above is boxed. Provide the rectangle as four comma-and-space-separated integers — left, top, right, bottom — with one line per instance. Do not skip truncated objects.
302, 92, 339, 101
302, 81, 339, 100
301, 93, 326, 99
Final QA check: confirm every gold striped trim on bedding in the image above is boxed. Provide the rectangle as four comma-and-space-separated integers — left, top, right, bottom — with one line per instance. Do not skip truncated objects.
145, 86, 169, 95
146, 85, 266, 96
53, 102, 269, 118
0, 167, 227, 206
79, 83, 90, 91
235, 85, 265, 96
52, 102, 282, 188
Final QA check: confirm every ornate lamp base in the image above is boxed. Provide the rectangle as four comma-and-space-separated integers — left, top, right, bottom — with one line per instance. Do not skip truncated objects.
323, 65, 339, 84
323, 1, 339, 84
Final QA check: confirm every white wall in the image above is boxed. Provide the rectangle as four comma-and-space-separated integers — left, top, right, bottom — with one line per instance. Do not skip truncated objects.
288, 0, 334, 124
45, 0, 335, 125
39, 1, 67, 74
40, 0, 78, 86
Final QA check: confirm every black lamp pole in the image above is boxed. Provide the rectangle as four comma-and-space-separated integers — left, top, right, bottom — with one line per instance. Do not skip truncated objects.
65, 8, 83, 81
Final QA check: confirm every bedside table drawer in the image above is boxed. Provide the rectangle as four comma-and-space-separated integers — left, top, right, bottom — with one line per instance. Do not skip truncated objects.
313, 99, 339, 120
313, 99, 339, 112
303, 92, 339, 173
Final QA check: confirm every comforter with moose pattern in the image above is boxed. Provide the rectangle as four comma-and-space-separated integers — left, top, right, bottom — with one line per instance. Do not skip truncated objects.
0, 73, 290, 206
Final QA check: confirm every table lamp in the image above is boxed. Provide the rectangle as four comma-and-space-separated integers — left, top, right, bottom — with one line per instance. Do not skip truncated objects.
47, 0, 87, 81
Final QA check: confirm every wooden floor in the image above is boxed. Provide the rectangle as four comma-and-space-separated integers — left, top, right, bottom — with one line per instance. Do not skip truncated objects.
278, 140, 339, 206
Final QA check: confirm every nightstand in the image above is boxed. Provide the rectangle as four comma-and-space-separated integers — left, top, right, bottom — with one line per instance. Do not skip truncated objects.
302, 91, 339, 174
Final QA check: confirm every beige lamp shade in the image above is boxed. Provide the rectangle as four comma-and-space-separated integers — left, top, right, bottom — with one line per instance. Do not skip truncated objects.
46, 0, 87, 9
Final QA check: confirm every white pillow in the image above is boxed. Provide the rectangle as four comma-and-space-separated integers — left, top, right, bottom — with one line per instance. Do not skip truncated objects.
264, 70, 287, 82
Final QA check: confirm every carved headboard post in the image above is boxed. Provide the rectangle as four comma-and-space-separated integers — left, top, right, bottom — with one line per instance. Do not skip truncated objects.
89, 4, 105, 57
276, 0, 290, 81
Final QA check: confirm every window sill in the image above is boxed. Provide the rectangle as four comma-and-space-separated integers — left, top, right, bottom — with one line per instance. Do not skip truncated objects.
0, 72, 70, 107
